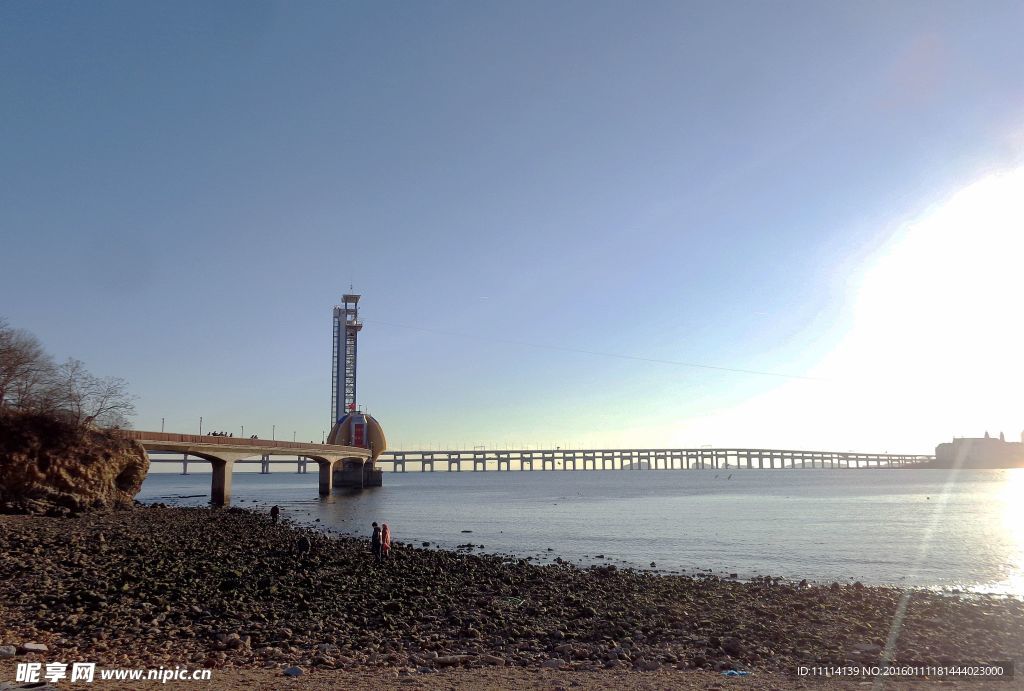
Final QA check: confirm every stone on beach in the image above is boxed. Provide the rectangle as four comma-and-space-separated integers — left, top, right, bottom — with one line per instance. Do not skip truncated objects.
17, 642, 48, 654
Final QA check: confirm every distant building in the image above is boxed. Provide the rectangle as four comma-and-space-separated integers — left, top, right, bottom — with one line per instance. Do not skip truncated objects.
933, 431, 1024, 468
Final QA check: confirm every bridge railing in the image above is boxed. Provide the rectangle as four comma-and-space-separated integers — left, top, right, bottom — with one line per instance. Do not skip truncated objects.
114, 430, 360, 453
375, 448, 934, 461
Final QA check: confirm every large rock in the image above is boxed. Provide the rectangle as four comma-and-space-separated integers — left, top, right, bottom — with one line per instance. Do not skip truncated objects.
0, 412, 148, 515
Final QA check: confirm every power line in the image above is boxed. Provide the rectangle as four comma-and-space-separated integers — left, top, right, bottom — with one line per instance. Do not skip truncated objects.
362, 318, 824, 382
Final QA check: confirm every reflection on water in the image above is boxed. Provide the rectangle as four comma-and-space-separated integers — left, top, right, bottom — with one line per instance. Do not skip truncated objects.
140, 467, 1023, 596
996, 469, 1024, 595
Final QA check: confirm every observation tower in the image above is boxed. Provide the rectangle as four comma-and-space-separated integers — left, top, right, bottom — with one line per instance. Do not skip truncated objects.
331, 293, 362, 425
329, 293, 385, 488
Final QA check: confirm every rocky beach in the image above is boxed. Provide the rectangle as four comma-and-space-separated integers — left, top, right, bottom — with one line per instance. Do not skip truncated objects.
1, 506, 1022, 689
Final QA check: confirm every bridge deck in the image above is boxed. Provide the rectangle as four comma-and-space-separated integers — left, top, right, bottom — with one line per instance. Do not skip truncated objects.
376, 447, 934, 471
126, 432, 935, 502
118, 430, 369, 458
119, 431, 373, 505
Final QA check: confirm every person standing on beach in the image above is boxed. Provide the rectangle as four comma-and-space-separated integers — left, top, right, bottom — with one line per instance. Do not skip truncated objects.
371, 522, 382, 563
270, 505, 280, 524
380, 523, 391, 561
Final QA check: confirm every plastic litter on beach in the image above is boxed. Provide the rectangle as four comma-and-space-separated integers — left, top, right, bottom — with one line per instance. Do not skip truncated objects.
721, 670, 750, 677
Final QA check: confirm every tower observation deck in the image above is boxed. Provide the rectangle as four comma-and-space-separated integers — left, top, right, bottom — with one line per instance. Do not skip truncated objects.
331, 294, 362, 425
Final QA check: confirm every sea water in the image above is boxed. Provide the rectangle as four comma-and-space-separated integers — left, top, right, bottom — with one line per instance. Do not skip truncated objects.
138, 467, 1024, 596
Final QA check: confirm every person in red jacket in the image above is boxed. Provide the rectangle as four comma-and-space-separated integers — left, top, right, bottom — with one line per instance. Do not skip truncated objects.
381, 523, 392, 561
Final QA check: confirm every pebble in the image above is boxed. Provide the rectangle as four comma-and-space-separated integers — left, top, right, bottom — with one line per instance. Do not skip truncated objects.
18, 643, 48, 654
282, 666, 304, 677
434, 655, 470, 667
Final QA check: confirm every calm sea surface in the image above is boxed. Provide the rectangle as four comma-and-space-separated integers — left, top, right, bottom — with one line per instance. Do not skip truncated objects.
138, 468, 1024, 596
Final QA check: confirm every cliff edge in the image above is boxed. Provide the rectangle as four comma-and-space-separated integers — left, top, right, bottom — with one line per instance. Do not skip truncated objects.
0, 411, 148, 515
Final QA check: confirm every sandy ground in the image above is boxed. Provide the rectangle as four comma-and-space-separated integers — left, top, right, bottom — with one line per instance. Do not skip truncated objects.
2, 663, 1020, 690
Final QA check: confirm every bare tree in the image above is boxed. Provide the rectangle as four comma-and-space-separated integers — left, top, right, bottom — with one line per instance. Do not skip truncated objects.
0, 317, 56, 410
52, 358, 137, 428
81, 373, 136, 428
1, 318, 136, 427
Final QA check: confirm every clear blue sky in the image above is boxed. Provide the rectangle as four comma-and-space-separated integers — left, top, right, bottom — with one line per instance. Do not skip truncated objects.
3, 1, 1023, 452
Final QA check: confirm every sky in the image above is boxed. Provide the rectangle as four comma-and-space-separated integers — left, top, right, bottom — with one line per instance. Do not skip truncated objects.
2, 1, 1023, 453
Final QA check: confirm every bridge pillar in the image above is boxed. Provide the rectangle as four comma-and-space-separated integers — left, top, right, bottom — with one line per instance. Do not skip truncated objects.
335, 459, 379, 488
260, 454, 271, 474
317, 459, 338, 496
181, 453, 189, 475
364, 463, 383, 487
211, 459, 235, 506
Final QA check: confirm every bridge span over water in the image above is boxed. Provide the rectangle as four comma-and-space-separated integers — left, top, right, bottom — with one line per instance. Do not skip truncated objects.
130, 432, 934, 505
376, 448, 934, 472
119, 431, 372, 505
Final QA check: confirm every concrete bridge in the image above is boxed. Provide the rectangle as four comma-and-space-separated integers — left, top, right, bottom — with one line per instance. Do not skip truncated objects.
119, 431, 373, 505
376, 447, 934, 472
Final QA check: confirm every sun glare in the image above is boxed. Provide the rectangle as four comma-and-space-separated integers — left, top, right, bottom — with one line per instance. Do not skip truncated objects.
998, 469, 1024, 595
857, 168, 1024, 336
816, 167, 1024, 441
671, 167, 1024, 452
